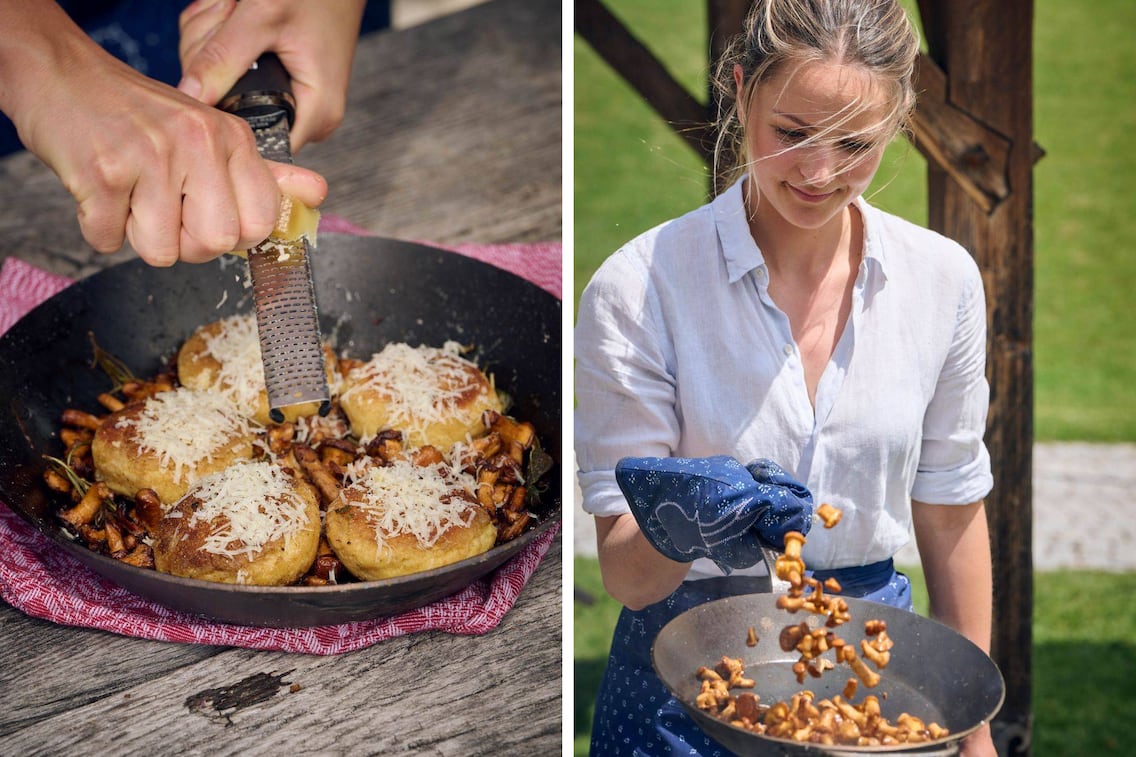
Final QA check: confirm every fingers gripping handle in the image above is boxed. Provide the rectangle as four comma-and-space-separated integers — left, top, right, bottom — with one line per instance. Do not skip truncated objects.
219, 53, 295, 137
614, 455, 814, 575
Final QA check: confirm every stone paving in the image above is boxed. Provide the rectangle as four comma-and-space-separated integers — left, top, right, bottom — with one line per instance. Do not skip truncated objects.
572, 442, 1136, 572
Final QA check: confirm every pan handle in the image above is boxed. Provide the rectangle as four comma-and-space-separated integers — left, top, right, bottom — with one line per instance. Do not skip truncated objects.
760, 543, 791, 593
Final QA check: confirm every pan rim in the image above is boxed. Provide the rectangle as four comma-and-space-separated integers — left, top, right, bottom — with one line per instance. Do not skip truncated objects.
0, 236, 562, 623
651, 592, 1006, 755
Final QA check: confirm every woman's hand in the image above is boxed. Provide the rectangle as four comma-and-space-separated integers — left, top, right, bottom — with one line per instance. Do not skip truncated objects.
616, 455, 813, 570
914, 500, 997, 755
0, 2, 327, 266
960, 723, 998, 757
598, 456, 814, 610
177, 0, 368, 150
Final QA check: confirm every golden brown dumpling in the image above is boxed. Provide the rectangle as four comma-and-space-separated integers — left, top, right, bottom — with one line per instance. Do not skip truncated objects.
91, 387, 253, 505
338, 342, 502, 447
152, 460, 321, 585
324, 458, 496, 580
177, 312, 339, 425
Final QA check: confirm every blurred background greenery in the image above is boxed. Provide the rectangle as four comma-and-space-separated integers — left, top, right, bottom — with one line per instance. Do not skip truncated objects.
572, 1, 1136, 754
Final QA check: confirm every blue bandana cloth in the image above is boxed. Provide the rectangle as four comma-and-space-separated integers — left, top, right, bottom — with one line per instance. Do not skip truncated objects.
615, 455, 814, 573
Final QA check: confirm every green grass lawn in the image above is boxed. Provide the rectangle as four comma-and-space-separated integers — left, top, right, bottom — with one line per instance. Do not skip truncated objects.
574, 557, 1136, 756
573, 0, 1136, 441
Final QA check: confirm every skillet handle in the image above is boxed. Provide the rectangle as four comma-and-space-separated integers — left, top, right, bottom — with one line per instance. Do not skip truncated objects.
760, 543, 791, 594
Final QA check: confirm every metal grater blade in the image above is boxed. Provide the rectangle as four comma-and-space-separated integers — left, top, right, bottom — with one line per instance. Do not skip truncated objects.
250, 109, 293, 163
246, 117, 329, 422
247, 238, 328, 421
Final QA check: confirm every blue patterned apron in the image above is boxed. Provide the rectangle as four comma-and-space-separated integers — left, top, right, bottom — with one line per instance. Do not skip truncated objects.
589, 559, 913, 756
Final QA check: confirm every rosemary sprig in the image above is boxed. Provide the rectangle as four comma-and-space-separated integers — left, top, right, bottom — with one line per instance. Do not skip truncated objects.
88, 332, 136, 390
43, 454, 90, 497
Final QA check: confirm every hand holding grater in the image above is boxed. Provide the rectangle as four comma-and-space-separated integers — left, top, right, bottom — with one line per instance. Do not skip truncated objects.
220, 53, 330, 423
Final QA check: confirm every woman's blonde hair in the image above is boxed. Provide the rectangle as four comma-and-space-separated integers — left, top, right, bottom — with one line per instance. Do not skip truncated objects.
712, 0, 920, 190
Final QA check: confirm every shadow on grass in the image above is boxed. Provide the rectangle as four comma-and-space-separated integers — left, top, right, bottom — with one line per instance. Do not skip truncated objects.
1031, 639, 1133, 754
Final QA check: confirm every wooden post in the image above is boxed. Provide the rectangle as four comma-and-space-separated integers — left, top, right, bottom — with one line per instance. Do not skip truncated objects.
916, 0, 1035, 752
707, 0, 751, 194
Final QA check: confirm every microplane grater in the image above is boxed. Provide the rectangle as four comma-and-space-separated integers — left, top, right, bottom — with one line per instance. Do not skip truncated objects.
221, 54, 329, 422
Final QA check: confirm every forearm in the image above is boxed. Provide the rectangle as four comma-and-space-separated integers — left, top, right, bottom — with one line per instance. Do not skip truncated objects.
0, 2, 100, 130
595, 514, 690, 610
912, 499, 992, 653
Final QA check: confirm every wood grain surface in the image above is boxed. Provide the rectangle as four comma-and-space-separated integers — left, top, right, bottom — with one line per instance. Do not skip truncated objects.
0, 542, 561, 753
0, 1, 564, 753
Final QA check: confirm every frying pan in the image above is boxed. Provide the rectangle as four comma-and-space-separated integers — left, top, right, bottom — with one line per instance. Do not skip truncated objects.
0, 234, 561, 627
653, 594, 1004, 756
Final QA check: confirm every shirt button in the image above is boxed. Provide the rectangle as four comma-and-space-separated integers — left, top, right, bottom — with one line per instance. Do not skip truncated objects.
783, 344, 794, 356
756, 268, 766, 279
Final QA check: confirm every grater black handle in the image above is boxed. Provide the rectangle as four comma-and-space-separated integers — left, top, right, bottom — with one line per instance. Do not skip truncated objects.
218, 53, 295, 131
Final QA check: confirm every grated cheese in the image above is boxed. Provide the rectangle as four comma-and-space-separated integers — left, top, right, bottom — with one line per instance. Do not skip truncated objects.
195, 313, 266, 414
342, 459, 478, 550
116, 388, 248, 485
181, 460, 309, 558
295, 409, 350, 446
341, 342, 489, 440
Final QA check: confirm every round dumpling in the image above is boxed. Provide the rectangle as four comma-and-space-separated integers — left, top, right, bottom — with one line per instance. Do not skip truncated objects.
177, 312, 338, 426
325, 458, 497, 580
338, 342, 503, 448
152, 460, 321, 585
91, 387, 253, 505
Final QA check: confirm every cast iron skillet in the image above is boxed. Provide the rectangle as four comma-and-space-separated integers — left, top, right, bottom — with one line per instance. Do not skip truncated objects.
0, 234, 562, 627
653, 594, 1004, 756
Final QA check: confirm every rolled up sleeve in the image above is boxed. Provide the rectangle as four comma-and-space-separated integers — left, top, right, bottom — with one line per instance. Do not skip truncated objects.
912, 262, 995, 505
574, 251, 680, 517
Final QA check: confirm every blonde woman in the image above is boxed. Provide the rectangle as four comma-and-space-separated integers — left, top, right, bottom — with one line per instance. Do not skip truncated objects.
575, 1, 995, 754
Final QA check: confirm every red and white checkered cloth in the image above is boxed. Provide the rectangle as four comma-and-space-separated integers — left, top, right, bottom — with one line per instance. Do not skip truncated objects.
0, 221, 561, 654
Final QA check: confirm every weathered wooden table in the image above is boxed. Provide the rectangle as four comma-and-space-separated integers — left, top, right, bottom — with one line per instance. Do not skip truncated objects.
0, 0, 563, 752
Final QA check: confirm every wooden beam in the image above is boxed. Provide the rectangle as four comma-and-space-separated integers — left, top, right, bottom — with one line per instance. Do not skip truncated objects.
575, 0, 713, 161
916, 1, 1036, 753
909, 53, 1012, 213
707, 0, 752, 193
707, 0, 751, 98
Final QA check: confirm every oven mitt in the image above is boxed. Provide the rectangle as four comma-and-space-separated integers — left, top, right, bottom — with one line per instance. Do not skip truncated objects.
615, 455, 813, 573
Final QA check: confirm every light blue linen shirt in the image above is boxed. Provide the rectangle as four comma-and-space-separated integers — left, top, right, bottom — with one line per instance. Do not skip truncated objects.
574, 177, 994, 572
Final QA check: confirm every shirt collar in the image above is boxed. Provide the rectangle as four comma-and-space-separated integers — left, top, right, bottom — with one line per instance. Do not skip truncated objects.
714, 176, 889, 285
853, 195, 889, 287
714, 178, 763, 283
